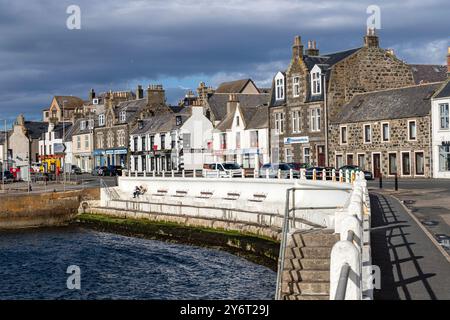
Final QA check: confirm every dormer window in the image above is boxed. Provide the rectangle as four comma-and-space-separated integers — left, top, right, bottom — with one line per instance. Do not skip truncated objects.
119, 111, 126, 123
293, 76, 300, 97
80, 121, 86, 130
311, 65, 322, 95
275, 72, 285, 100
236, 116, 240, 126
98, 114, 105, 126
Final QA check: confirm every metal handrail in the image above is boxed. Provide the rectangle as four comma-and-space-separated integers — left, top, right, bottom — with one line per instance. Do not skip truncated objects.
334, 230, 355, 300
100, 178, 119, 200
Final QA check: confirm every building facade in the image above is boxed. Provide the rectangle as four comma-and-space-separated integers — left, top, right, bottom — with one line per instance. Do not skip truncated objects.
329, 83, 441, 178
269, 30, 415, 166
38, 121, 72, 173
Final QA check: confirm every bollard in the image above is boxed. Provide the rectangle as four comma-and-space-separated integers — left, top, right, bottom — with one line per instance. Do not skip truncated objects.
332, 169, 336, 182
193, 170, 196, 178
301, 168, 306, 180
182, 170, 185, 178
313, 168, 317, 181
290, 168, 293, 179
278, 169, 281, 179
162, 170, 165, 178
254, 169, 258, 179
171, 170, 174, 178
394, 173, 398, 191
379, 173, 383, 189
241, 169, 245, 179
322, 168, 327, 181
351, 171, 355, 184
143, 171, 146, 177
152, 170, 155, 178
266, 169, 269, 179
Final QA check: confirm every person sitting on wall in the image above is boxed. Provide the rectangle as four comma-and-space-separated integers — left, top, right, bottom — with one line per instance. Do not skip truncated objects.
139, 185, 147, 196
133, 185, 141, 198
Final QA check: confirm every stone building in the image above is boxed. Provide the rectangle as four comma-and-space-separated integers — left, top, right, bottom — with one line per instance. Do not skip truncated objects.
93, 85, 172, 168
269, 29, 415, 166
329, 82, 442, 179
42, 96, 84, 123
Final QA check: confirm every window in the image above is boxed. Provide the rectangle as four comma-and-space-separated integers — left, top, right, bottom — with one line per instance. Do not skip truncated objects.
357, 154, 365, 170
415, 152, 424, 175
171, 133, 176, 149
236, 132, 241, 149
220, 133, 227, 149
340, 126, 347, 144
439, 145, 450, 172
389, 153, 397, 175
119, 111, 126, 123
97, 133, 103, 149
285, 148, 293, 163
134, 157, 139, 171
439, 103, 449, 130
364, 124, 372, 143
402, 152, 411, 175
291, 110, 301, 133
133, 137, 138, 152
275, 112, 285, 134
142, 156, 146, 172
117, 130, 125, 147
107, 131, 114, 148
276, 76, 284, 100
336, 154, 344, 169
293, 76, 300, 97
84, 135, 89, 148
80, 121, 86, 130
250, 131, 259, 148
304, 147, 311, 164
161, 134, 166, 150
141, 136, 146, 151
347, 154, 354, 165
236, 116, 240, 127
88, 119, 94, 129
182, 133, 191, 149
382, 123, 390, 142
150, 136, 155, 150
77, 136, 81, 149
311, 69, 321, 95
310, 108, 321, 132
98, 114, 105, 126
408, 120, 417, 140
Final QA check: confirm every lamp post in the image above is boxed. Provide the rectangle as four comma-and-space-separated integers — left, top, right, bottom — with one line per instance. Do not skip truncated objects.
62, 100, 68, 192
0, 119, 7, 191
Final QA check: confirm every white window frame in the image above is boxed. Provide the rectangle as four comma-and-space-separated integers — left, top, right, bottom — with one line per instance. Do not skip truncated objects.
291, 110, 301, 133
346, 153, 354, 165
363, 124, 372, 144
311, 65, 322, 96
285, 148, 293, 163
119, 111, 126, 123
98, 114, 105, 126
357, 153, 366, 170
388, 151, 398, 177
293, 76, 300, 98
304, 147, 311, 164
439, 103, 449, 130
408, 120, 417, 141
335, 153, 344, 169
310, 107, 321, 132
275, 72, 285, 100
340, 125, 348, 145
381, 122, 390, 142
80, 121, 86, 131
274, 112, 285, 135
414, 150, 425, 176
400, 151, 412, 177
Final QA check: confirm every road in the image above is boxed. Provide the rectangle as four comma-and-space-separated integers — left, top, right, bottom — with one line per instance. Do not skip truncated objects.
370, 192, 450, 300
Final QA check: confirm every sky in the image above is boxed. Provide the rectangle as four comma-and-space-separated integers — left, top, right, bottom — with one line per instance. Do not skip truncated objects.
0, 0, 449, 126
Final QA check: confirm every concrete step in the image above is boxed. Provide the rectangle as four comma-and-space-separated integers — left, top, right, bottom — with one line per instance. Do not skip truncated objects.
300, 246, 332, 259
282, 269, 330, 282
300, 232, 339, 247
284, 294, 329, 301
300, 258, 330, 270
284, 247, 303, 259
291, 281, 330, 295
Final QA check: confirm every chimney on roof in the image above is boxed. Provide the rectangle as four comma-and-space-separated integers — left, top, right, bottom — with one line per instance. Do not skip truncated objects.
305, 40, 319, 56
89, 89, 95, 101
147, 84, 165, 106
292, 35, 304, 60
364, 27, 379, 48
136, 85, 144, 100
227, 94, 239, 115
447, 46, 450, 77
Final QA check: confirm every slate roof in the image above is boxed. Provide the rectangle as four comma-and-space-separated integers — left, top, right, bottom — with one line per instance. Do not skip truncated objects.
131, 113, 189, 135
215, 79, 259, 94
24, 121, 49, 140
433, 79, 450, 99
216, 102, 268, 131
410, 64, 447, 84
207, 93, 270, 121
54, 96, 84, 110
333, 82, 442, 124
115, 99, 148, 123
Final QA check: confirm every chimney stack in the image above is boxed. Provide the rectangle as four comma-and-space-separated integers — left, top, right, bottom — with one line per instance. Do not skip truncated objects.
147, 84, 166, 106
447, 46, 450, 77
227, 94, 239, 115
136, 85, 144, 100
292, 35, 304, 60
89, 88, 95, 101
364, 27, 379, 48
305, 40, 319, 56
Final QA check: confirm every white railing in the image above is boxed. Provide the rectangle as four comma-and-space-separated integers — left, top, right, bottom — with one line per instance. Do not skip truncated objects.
330, 171, 372, 300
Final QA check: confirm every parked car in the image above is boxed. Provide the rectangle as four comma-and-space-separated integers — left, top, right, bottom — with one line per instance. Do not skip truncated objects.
1, 171, 15, 183
338, 165, 373, 180
258, 163, 293, 178
71, 165, 82, 175
203, 162, 242, 178
287, 162, 310, 170
108, 165, 123, 176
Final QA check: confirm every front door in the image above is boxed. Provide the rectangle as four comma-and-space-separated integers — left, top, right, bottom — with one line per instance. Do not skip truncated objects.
317, 145, 325, 167
373, 153, 381, 178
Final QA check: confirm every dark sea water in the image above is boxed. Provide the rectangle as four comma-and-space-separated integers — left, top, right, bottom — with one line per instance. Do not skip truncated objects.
0, 227, 276, 300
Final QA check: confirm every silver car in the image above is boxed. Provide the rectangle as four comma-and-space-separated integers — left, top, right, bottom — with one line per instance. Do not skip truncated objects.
259, 163, 295, 178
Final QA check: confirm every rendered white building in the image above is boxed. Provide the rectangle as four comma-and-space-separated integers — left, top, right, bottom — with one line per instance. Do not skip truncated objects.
432, 77, 450, 178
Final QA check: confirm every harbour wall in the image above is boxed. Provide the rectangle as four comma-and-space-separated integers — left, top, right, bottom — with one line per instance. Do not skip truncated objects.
0, 188, 100, 229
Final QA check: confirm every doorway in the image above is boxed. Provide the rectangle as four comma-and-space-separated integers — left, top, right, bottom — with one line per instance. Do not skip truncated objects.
317, 145, 325, 167
373, 153, 381, 178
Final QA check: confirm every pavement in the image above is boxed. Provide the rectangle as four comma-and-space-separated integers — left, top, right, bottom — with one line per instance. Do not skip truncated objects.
370, 192, 450, 300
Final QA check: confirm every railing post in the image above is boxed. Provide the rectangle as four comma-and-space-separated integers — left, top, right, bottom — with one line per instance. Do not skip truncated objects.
301, 168, 306, 180
345, 170, 349, 183
277, 169, 281, 179
266, 169, 269, 179
193, 169, 196, 178
143, 171, 146, 177
171, 170, 174, 178
289, 168, 293, 179
313, 168, 316, 181
241, 169, 245, 179
182, 169, 185, 178
216, 169, 220, 178
254, 169, 258, 179
322, 168, 327, 181
162, 170, 165, 178
152, 170, 155, 178
332, 169, 336, 182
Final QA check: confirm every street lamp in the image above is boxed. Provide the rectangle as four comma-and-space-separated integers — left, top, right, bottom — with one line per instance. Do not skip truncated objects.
0, 119, 7, 191
62, 99, 68, 192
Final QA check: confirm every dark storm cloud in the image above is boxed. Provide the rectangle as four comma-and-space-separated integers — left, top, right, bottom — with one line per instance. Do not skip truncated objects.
0, 0, 449, 125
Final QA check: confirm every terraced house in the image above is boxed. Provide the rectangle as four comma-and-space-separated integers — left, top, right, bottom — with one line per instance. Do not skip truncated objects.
329, 83, 442, 178
269, 29, 415, 166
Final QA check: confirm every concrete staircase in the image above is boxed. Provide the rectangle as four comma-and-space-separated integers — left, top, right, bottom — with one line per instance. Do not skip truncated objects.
281, 229, 339, 300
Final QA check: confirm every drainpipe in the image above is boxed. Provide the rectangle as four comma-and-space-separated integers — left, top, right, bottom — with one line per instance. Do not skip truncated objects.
323, 74, 329, 167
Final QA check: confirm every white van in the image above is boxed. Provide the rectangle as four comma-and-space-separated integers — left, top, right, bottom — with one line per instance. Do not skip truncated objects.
202, 163, 242, 178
